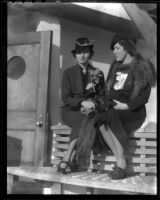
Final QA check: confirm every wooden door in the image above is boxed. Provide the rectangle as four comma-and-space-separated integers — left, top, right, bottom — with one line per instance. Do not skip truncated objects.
7, 31, 52, 166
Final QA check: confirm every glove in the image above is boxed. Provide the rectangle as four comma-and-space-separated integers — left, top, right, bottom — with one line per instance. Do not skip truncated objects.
80, 100, 95, 116
81, 100, 95, 109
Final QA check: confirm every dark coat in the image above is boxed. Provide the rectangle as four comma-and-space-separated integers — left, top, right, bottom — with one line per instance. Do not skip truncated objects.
99, 56, 153, 147
61, 63, 105, 142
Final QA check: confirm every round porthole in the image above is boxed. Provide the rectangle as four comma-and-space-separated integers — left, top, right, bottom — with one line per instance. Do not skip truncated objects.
7, 56, 26, 80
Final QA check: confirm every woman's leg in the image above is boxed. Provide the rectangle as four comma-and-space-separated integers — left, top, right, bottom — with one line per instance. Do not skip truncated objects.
64, 138, 77, 161
59, 138, 77, 169
99, 125, 118, 158
107, 126, 126, 169
99, 125, 126, 169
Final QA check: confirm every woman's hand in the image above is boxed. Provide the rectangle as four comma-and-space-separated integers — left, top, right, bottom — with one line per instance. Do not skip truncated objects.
81, 100, 95, 109
113, 100, 129, 110
81, 100, 95, 115
80, 106, 95, 115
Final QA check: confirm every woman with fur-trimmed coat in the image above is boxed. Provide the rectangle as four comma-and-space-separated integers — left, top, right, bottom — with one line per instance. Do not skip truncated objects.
96, 34, 154, 180
76, 34, 154, 179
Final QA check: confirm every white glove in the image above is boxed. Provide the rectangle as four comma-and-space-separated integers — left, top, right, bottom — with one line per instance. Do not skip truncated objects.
80, 106, 95, 116
81, 100, 95, 109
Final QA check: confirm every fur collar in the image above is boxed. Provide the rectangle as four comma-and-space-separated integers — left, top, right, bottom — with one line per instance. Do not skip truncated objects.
106, 54, 154, 99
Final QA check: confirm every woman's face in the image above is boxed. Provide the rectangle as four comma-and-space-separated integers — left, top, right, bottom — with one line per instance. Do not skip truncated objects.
113, 42, 128, 62
75, 48, 90, 64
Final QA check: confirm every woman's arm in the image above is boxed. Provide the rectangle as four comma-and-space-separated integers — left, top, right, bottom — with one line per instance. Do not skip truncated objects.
62, 69, 84, 107
127, 83, 151, 111
112, 83, 151, 111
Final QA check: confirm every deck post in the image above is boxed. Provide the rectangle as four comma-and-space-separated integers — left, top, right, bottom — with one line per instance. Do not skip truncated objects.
51, 182, 62, 194
122, 3, 157, 56
7, 174, 13, 194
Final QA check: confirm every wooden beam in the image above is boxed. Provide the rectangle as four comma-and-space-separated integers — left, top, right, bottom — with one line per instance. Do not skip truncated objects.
136, 3, 156, 11
51, 183, 62, 194
7, 174, 13, 194
122, 3, 157, 55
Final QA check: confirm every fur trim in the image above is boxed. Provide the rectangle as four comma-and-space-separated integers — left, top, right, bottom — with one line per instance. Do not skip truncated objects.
106, 55, 154, 99
130, 56, 154, 99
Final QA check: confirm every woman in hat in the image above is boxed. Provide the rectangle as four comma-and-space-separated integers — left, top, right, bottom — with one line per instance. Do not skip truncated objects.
94, 34, 154, 179
58, 38, 105, 174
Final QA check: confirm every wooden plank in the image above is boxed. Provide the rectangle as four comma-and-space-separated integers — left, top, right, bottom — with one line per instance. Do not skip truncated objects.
60, 174, 157, 194
91, 155, 156, 164
7, 167, 157, 194
125, 148, 156, 154
127, 165, 157, 174
90, 163, 115, 171
51, 125, 156, 133
7, 167, 60, 182
51, 128, 156, 141
51, 125, 156, 136
55, 137, 70, 142
131, 132, 156, 138
122, 3, 157, 55
126, 156, 155, 164
51, 183, 62, 194
91, 155, 116, 162
53, 135, 156, 144
128, 140, 156, 147
53, 130, 71, 135
52, 143, 69, 149
54, 151, 66, 157
7, 174, 13, 194
51, 159, 61, 165
7, 111, 36, 130
51, 125, 71, 130
131, 157, 157, 164
91, 164, 156, 174
92, 148, 156, 159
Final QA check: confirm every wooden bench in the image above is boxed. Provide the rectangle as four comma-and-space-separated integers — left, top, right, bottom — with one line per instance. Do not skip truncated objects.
7, 122, 157, 194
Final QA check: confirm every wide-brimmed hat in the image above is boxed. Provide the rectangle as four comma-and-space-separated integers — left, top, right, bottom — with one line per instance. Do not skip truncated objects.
110, 34, 137, 51
71, 37, 94, 54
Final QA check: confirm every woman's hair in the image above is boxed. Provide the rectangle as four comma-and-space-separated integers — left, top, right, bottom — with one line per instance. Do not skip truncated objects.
72, 46, 94, 59
118, 39, 137, 56
110, 34, 137, 56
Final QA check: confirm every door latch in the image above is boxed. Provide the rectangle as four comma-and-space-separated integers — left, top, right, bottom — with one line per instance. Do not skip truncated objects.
36, 121, 43, 127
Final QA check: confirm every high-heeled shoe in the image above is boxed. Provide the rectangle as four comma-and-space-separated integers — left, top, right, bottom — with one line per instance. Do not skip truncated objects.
70, 158, 88, 172
108, 165, 126, 180
57, 161, 71, 174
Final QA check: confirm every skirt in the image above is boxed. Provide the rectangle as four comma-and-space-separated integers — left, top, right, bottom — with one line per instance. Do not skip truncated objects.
95, 107, 146, 147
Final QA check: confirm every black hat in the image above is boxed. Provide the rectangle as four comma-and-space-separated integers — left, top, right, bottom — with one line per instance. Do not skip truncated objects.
110, 34, 137, 50
71, 37, 94, 54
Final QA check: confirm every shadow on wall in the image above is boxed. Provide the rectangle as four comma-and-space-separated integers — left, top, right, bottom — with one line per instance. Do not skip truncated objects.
8, 11, 40, 38
7, 136, 22, 166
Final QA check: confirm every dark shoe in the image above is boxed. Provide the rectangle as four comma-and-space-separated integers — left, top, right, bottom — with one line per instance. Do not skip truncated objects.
70, 160, 87, 172
69, 159, 88, 173
108, 166, 126, 180
57, 161, 71, 174
70, 164, 79, 172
